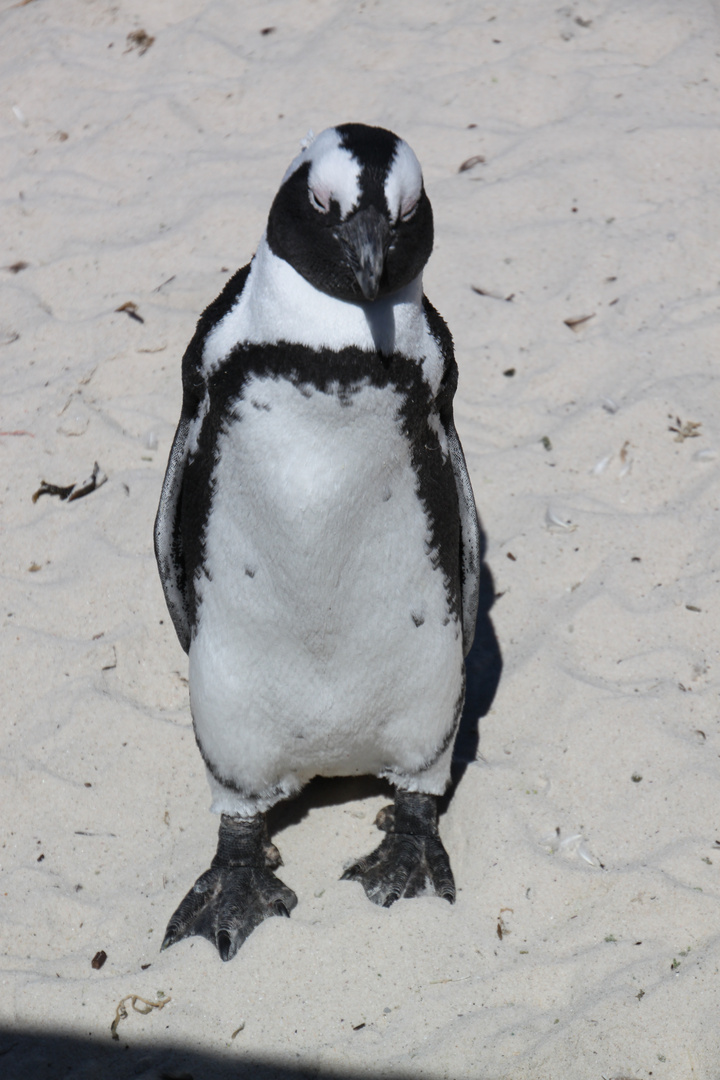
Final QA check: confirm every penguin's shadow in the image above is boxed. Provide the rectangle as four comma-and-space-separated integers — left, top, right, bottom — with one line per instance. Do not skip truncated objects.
270, 520, 502, 834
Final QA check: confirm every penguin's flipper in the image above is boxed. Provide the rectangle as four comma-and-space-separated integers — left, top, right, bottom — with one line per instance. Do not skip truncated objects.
154, 262, 254, 653
422, 295, 480, 657
161, 814, 297, 962
341, 790, 455, 907
447, 416, 481, 657
154, 411, 192, 653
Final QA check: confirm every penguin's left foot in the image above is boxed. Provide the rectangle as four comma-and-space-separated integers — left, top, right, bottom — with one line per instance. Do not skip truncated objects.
341, 790, 455, 907
161, 813, 297, 961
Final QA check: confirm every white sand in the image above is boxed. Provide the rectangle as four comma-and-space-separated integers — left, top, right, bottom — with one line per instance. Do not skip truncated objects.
1, 1, 719, 1077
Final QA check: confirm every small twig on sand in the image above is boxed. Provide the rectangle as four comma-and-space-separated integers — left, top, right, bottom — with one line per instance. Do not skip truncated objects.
111, 994, 171, 1040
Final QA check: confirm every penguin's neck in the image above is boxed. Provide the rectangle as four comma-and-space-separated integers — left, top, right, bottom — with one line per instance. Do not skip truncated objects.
202, 235, 428, 375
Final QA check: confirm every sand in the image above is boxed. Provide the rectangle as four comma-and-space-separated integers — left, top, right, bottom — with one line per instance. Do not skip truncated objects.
1, 0, 719, 1077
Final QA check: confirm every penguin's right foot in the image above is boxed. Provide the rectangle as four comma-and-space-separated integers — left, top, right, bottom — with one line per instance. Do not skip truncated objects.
161, 813, 297, 961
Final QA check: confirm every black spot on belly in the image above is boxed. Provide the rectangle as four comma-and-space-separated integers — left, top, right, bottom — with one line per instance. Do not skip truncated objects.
244, 566, 256, 578
251, 399, 271, 411
411, 612, 425, 627
337, 384, 361, 407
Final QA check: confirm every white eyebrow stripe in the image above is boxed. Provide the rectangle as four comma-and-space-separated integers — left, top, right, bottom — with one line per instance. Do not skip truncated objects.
384, 140, 423, 223
308, 146, 361, 219
281, 127, 361, 220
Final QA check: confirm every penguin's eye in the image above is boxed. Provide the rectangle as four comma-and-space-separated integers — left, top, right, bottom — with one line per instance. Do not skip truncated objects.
309, 189, 330, 214
399, 199, 419, 223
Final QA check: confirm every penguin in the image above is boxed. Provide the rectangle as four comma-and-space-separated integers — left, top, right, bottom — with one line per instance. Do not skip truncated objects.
154, 123, 480, 961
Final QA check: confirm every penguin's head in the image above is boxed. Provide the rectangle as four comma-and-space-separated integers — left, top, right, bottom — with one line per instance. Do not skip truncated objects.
266, 123, 434, 303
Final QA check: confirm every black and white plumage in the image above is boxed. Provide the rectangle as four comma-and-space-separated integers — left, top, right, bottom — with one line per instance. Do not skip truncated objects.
155, 123, 480, 960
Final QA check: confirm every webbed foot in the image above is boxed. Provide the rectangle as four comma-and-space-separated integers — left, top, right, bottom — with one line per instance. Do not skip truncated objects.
341, 790, 455, 907
162, 814, 297, 961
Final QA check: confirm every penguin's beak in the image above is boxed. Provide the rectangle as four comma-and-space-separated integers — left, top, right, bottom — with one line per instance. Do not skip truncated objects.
336, 206, 391, 302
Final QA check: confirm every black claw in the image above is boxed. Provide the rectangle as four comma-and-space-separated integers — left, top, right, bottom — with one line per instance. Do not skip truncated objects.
275, 900, 290, 918
217, 929, 233, 962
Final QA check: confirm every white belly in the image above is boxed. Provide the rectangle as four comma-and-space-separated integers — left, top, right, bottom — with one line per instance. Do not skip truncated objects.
189, 375, 463, 812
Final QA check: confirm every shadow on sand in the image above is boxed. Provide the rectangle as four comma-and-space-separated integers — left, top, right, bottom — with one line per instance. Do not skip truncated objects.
0, 1027, 425, 1080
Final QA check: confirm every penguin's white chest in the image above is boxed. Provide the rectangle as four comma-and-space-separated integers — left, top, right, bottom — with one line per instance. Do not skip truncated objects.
189, 374, 463, 803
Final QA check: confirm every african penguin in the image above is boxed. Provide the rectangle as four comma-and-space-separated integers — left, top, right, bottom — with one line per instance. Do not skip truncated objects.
155, 123, 480, 961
